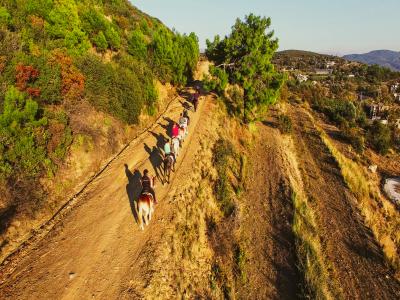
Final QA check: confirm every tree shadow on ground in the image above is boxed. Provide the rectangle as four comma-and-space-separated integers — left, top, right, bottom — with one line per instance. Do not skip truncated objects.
124, 164, 141, 224
144, 143, 164, 183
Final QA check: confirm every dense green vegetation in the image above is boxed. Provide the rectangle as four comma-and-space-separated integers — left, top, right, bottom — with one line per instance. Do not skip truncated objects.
0, 0, 199, 223
205, 14, 284, 122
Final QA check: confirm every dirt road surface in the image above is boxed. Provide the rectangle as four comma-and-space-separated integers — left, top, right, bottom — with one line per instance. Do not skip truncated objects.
0, 91, 209, 299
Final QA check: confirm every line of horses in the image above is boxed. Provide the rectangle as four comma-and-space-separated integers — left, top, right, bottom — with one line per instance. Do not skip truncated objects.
137, 91, 200, 230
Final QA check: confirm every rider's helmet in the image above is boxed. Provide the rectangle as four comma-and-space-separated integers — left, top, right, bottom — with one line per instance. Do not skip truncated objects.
143, 169, 149, 176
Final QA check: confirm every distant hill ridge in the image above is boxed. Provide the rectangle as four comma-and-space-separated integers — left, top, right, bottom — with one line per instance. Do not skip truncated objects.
343, 50, 400, 71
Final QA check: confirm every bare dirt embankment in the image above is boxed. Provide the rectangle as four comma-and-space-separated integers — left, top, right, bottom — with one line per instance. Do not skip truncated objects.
287, 103, 400, 299
235, 122, 300, 299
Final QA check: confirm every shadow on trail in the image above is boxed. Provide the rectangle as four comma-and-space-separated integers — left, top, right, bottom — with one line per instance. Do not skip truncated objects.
144, 143, 163, 182
124, 164, 141, 224
150, 131, 168, 152
179, 99, 192, 111
158, 117, 175, 138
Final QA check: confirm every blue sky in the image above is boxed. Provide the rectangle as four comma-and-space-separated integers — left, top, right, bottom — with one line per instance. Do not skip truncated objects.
130, 0, 400, 55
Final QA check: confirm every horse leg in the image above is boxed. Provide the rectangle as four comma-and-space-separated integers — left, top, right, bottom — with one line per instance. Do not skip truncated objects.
138, 204, 144, 230
143, 207, 149, 226
148, 204, 152, 222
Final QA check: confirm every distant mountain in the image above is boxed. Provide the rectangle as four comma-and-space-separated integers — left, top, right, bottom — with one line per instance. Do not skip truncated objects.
343, 50, 400, 71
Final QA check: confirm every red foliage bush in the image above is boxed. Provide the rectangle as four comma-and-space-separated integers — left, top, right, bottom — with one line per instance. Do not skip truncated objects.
26, 87, 41, 97
15, 64, 40, 97
50, 50, 85, 101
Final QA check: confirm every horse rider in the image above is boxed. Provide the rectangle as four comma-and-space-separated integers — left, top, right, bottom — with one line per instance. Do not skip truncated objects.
179, 113, 188, 136
140, 169, 157, 204
172, 122, 179, 139
164, 139, 175, 162
171, 136, 180, 157
193, 90, 200, 112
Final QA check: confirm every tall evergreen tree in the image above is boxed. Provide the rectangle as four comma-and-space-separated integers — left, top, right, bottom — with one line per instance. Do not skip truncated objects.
206, 14, 284, 122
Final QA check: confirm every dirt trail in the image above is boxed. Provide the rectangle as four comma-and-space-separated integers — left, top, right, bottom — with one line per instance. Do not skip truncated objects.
0, 88, 209, 299
288, 104, 400, 299
237, 122, 300, 299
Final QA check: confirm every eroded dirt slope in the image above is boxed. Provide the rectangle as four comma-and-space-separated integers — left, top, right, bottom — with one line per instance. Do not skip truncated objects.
236, 122, 300, 299
288, 103, 400, 299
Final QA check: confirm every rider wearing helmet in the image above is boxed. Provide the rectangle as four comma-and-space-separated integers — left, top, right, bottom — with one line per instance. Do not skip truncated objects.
141, 169, 157, 204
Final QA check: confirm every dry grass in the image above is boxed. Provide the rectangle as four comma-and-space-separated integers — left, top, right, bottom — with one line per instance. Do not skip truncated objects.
291, 192, 341, 300
318, 129, 400, 278
282, 136, 342, 300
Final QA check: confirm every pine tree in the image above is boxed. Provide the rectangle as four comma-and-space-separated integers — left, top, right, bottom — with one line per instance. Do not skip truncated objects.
206, 14, 284, 122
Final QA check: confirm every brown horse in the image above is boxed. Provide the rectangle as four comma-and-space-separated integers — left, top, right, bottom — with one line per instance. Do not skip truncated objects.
163, 154, 175, 184
137, 193, 154, 230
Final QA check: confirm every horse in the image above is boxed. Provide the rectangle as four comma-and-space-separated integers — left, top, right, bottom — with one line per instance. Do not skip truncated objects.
172, 137, 180, 158
178, 125, 186, 146
137, 193, 154, 230
163, 154, 175, 184
193, 97, 199, 112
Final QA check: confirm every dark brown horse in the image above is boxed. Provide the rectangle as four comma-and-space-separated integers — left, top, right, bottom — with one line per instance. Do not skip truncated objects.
163, 154, 175, 184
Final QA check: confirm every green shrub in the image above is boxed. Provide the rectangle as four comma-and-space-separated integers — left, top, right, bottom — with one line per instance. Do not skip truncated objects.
213, 139, 236, 216
312, 98, 357, 125
367, 120, 392, 154
104, 26, 120, 50
341, 124, 365, 153
277, 113, 292, 134
76, 54, 157, 124
0, 6, 11, 27
127, 29, 147, 60
80, 9, 108, 34
0, 86, 48, 179
93, 31, 108, 52
149, 27, 199, 85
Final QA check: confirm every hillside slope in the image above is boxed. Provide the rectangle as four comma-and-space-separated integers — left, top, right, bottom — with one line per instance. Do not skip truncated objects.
344, 50, 400, 71
0, 0, 199, 263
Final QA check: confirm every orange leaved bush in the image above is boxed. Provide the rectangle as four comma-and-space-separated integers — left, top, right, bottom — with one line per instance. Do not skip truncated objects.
15, 64, 40, 97
50, 50, 85, 102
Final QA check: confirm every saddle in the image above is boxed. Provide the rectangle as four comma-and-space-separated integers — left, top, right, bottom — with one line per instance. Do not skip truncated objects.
165, 153, 175, 164
141, 192, 153, 200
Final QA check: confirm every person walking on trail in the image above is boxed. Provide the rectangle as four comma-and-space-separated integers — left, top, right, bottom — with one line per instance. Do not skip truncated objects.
171, 137, 180, 158
172, 123, 179, 139
140, 169, 157, 204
